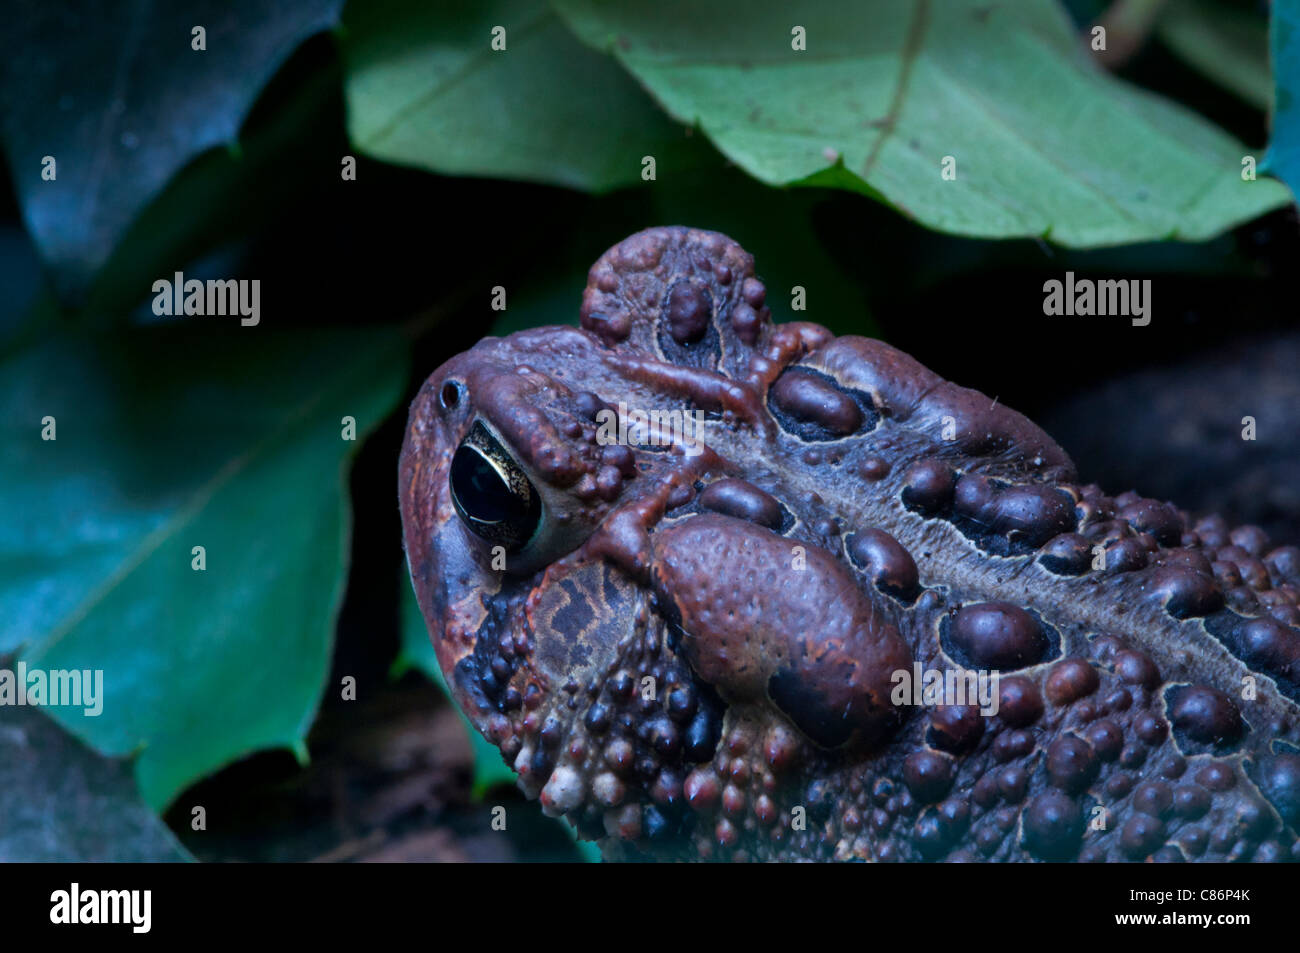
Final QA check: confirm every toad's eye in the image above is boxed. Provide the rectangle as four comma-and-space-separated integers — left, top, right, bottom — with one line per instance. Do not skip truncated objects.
450, 421, 541, 552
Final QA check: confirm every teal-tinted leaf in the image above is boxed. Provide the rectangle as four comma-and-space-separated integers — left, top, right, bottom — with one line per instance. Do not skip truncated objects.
1158, 0, 1271, 110
0, 0, 343, 301
556, 0, 1290, 246
83, 57, 347, 325
3, 326, 407, 808
1267, 0, 1300, 195
395, 579, 516, 798
1, 225, 50, 352
342, 0, 702, 191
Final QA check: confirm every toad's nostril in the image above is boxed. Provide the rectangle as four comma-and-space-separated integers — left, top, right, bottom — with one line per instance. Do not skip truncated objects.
439, 380, 462, 412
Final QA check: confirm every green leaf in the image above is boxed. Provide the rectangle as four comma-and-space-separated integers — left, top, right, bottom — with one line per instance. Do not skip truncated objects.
1267, 0, 1300, 196
341, 0, 703, 191
556, 0, 1290, 246
395, 579, 517, 798
0, 0, 344, 303
2, 326, 407, 809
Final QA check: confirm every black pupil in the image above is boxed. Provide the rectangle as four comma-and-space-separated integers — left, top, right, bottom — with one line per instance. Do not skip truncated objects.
450, 445, 528, 524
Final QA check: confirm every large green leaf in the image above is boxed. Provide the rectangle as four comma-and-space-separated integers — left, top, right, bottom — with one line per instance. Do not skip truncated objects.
3, 326, 407, 808
0, 0, 343, 302
556, 0, 1290, 246
341, 0, 702, 191
1267, 0, 1300, 196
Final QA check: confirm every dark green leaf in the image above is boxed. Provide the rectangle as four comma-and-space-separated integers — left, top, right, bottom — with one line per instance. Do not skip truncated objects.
0, 0, 343, 301
81, 55, 348, 324
2, 326, 407, 808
